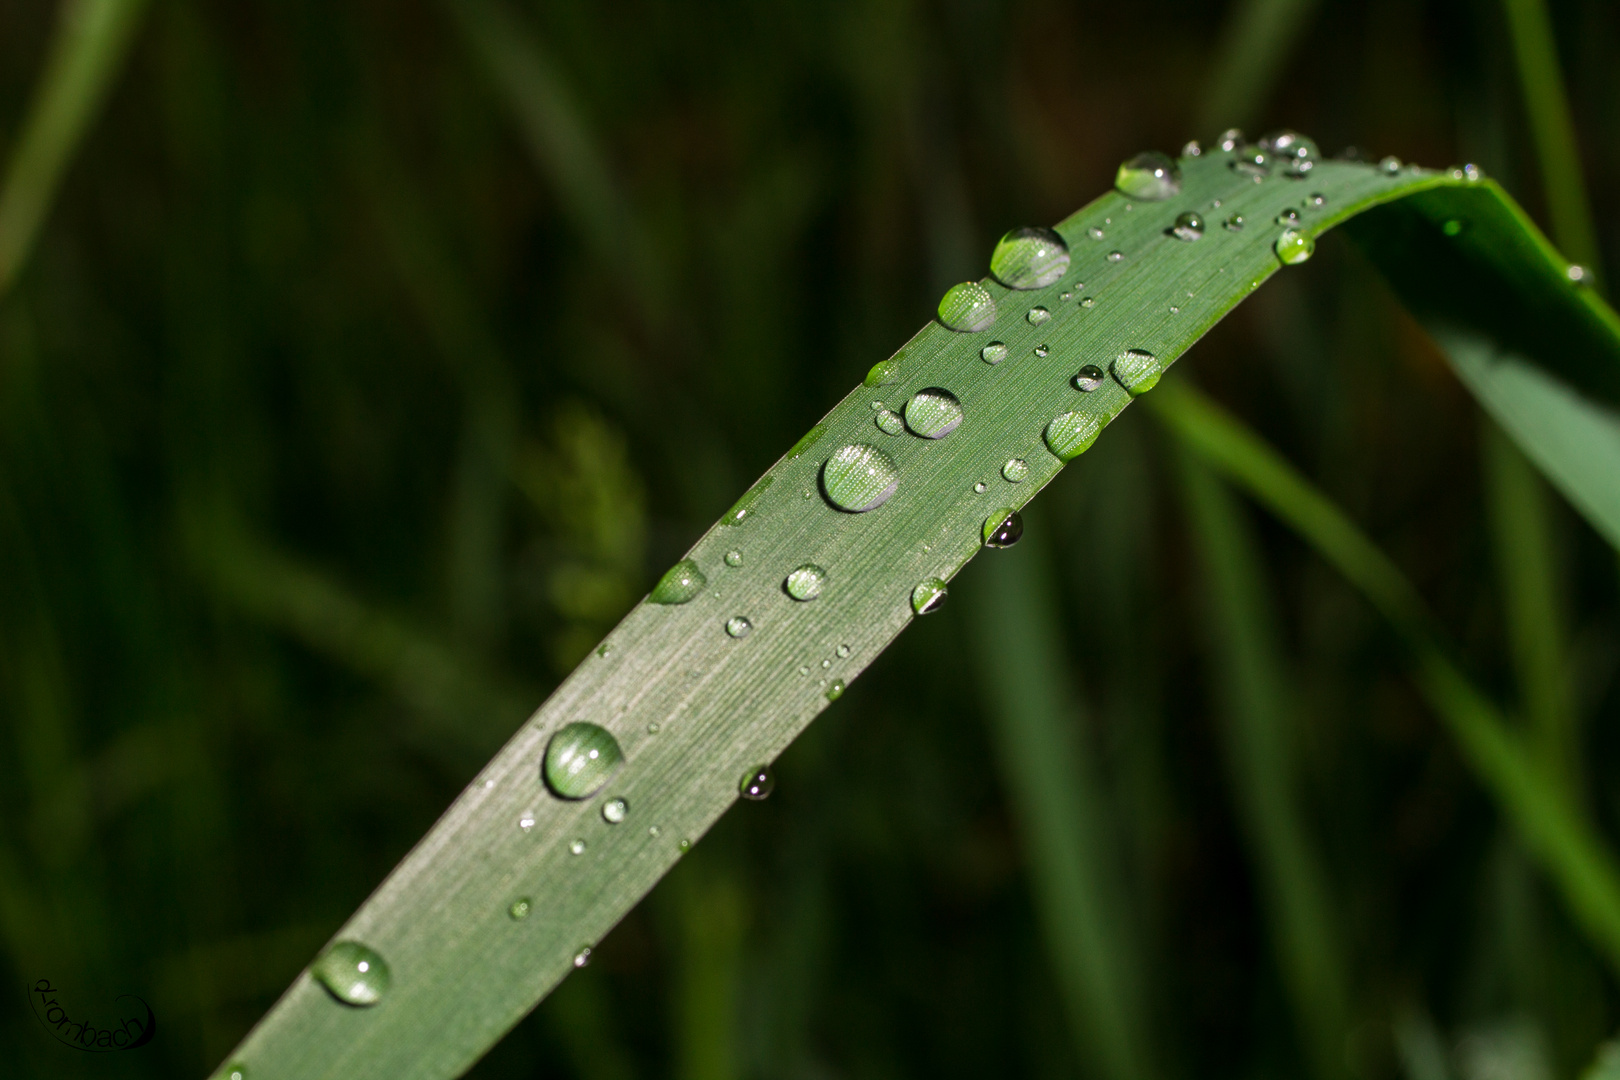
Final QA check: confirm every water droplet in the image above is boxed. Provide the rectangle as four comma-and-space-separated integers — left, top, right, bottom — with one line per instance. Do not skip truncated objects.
982, 509, 1024, 549
788, 423, 826, 460
483, 778, 496, 789
1073, 365, 1105, 391
650, 559, 706, 604
1224, 214, 1245, 232
911, 579, 949, 614
573, 946, 592, 968
822, 444, 900, 512
224, 1065, 248, 1080
520, 813, 535, 831
1260, 130, 1318, 177
865, 360, 899, 387
1034, 343, 1050, 358
648, 824, 662, 837
1276, 208, 1300, 226
904, 388, 964, 439
1111, 348, 1163, 395
1380, 155, 1402, 175
725, 616, 753, 638
1026, 305, 1051, 326
1463, 163, 1483, 182
1079, 297, 1095, 308
647, 721, 660, 733
1230, 144, 1271, 178
1171, 212, 1204, 241
1115, 151, 1182, 200
313, 941, 391, 1007
981, 341, 1007, 364
821, 658, 831, 668
937, 282, 998, 332
1443, 219, 1464, 237
595, 642, 611, 658
1087, 226, 1105, 240
724, 549, 743, 567
570, 838, 587, 855
723, 475, 773, 525
798, 665, 810, 676
1218, 128, 1243, 152
1169, 306, 1180, 314
1181, 139, 1203, 157
602, 798, 628, 824
784, 564, 826, 601
509, 897, 532, 920
990, 226, 1071, 289
836, 643, 851, 657
740, 766, 776, 800
826, 679, 845, 701
1060, 291, 1072, 301
1309, 193, 1325, 207
678, 839, 691, 852
1106, 250, 1124, 263
874, 408, 904, 435
1275, 228, 1314, 265
973, 481, 988, 494
1044, 411, 1101, 460
544, 722, 625, 799
1568, 264, 1592, 285
1002, 458, 1030, 482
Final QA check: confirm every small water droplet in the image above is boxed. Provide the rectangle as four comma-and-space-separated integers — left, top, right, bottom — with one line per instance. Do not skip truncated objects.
723, 549, 743, 567
509, 898, 532, 920
1044, 411, 1101, 460
784, 564, 826, 601
865, 360, 899, 387
981, 341, 1007, 365
836, 643, 851, 658
911, 578, 948, 614
1073, 365, 1105, 391
1115, 151, 1182, 200
725, 616, 753, 638
1034, 343, 1050, 358
520, 813, 535, 831
874, 408, 904, 435
821, 444, 900, 512
972, 481, 988, 494
798, 665, 810, 676
483, 778, 495, 789
1107, 250, 1124, 263
1568, 264, 1592, 285
573, 946, 592, 968
904, 388, 964, 439
1463, 163, 1483, 182
569, 838, 587, 855
1380, 155, 1402, 175
647, 721, 660, 733
1171, 212, 1204, 241
224, 1065, 248, 1080
826, 679, 845, 701
544, 723, 625, 799
1169, 305, 1181, 314
740, 766, 776, 800
1060, 290, 1072, 301
1026, 305, 1051, 326
1276, 208, 1301, 226
650, 559, 706, 604
1274, 228, 1314, 265
982, 509, 1024, 549
1181, 139, 1203, 157
1224, 214, 1245, 231
1002, 458, 1030, 483
1309, 193, 1325, 207
1230, 144, 1271, 178
723, 475, 773, 525
313, 941, 391, 1007
678, 839, 691, 852
821, 658, 831, 669
649, 824, 662, 837
1087, 226, 1105, 240
595, 642, 611, 658
1079, 297, 1095, 308
937, 282, 998, 332
601, 798, 628, 824
1260, 130, 1318, 177
990, 226, 1071, 289
1219, 128, 1243, 152
1443, 219, 1465, 237
1111, 348, 1162, 395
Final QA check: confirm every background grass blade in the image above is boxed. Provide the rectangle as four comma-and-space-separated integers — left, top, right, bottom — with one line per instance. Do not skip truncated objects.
1196, 0, 1320, 136
0, 0, 147, 297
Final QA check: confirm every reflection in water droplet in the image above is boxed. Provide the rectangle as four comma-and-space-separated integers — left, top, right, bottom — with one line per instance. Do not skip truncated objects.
981, 341, 1007, 365
602, 798, 628, 824
520, 813, 535, 831
570, 838, 587, 855
1380, 156, 1402, 174
911, 579, 948, 615
313, 941, 391, 1007
1171, 212, 1204, 241
724, 549, 743, 567
937, 282, 998, 332
982, 510, 1024, 549
875, 408, 904, 436
822, 444, 900, 512
509, 898, 532, 920
1111, 348, 1163, 395
826, 679, 845, 701
1309, 193, 1325, 207
1224, 214, 1245, 232
725, 616, 753, 638
1219, 128, 1243, 151
1034, 344, 1050, 358
1568, 264, 1592, 285
905, 389, 964, 439
1044, 411, 1101, 460
1107, 250, 1124, 263
1073, 365, 1105, 392
865, 360, 899, 387
990, 227, 1071, 289
544, 723, 625, 799
1002, 458, 1030, 482
1275, 229, 1315, 265
1115, 151, 1182, 200
1276, 208, 1300, 226
573, 947, 592, 969
1181, 139, 1203, 157
1027, 306, 1051, 326
1087, 226, 1105, 241
740, 766, 776, 800
785, 564, 826, 601
650, 559, 706, 604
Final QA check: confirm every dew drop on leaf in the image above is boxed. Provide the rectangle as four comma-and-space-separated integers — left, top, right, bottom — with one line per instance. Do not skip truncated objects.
725, 616, 752, 638
1027, 305, 1051, 325
874, 408, 904, 435
543, 722, 624, 799
650, 558, 706, 604
312, 941, 391, 1007
1044, 411, 1101, 460
990, 226, 1071, 289
911, 578, 949, 615
982, 509, 1024, 549
937, 282, 998, 332
1002, 458, 1030, 482
1073, 365, 1105, 392
740, 766, 776, 801
904, 389, 964, 439
821, 444, 900, 512
1111, 348, 1163, 395
509, 898, 532, 920
1115, 151, 1182, 200
601, 798, 628, 824
826, 679, 845, 701
784, 564, 826, 601
1275, 229, 1315, 265
981, 341, 1007, 365
1171, 212, 1204, 241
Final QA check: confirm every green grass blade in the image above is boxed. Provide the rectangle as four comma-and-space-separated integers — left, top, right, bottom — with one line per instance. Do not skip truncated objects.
963, 516, 1155, 1080
0, 0, 148, 297
1146, 378, 1620, 975
218, 143, 1620, 1079
1174, 449, 1349, 1080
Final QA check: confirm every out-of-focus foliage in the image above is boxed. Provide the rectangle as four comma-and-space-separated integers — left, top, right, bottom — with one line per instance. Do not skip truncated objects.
1, 0, 1618, 1079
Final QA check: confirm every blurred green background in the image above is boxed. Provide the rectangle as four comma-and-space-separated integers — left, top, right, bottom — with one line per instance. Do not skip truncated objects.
3, 0, 1619, 1077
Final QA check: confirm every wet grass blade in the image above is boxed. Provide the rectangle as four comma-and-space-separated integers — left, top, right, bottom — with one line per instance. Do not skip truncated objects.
220, 145, 1620, 1079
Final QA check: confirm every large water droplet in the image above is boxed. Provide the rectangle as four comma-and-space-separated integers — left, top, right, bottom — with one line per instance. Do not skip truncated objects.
313, 941, 391, 1007
740, 766, 776, 801
1002, 458, 1030, 483
904, 389, 964, 439
509, 897, 532, 920
650, 559, 706, 604
601, 798, 628, 824
990, 227, 1071, 289
981, 341, 1007, 365
1111, 348, 1162, 395
1073, 365, 1105, 392
544, 722, 625, 799
1274, 228, 1314, 265
1044, 411, 1101, 460
784, 564, 826, 601
911, 579, 948, 615
1026, 305, 1051, 326
875, 408, 903, 435
982, 510, 1024, 549
937, 282, 998, 332
1115, 151, 1182, 200
1171, 212, 1204, 242
822, 444, 899, 512
725, 616, 753, 638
